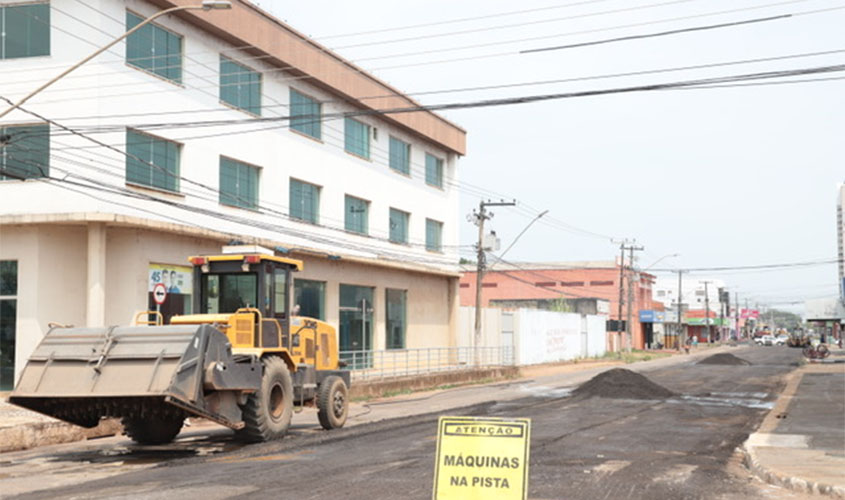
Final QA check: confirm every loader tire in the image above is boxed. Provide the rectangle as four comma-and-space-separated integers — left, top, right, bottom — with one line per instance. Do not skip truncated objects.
317, 375, 348, 430
122, 416, 183, 445
237, 356, 293, 442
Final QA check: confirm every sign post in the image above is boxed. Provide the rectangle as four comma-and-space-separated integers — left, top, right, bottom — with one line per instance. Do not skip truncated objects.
152, 282, 167, 317
433, 416, 530, 500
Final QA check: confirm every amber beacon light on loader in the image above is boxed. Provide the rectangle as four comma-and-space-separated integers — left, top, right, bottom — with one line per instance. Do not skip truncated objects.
9, 245, 350, 444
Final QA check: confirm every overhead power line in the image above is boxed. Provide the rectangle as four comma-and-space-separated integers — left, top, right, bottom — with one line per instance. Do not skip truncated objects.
20, 47, 845, 116
0, 101, 467, 257
520, 13, 791, 54
315, 0, 620, 40
650, 258, 843, 273
24, 63, 845, 137
8, 0, 834, 100
332, 0, 698, 49
365, 0, 832, 70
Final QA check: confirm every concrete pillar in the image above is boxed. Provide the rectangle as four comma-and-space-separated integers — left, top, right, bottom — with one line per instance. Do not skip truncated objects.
86, 222, 106, 327
447, 276, 460, 348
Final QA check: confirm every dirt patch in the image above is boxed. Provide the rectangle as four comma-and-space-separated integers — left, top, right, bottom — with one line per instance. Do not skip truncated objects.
697, 353, 751, 366
572, 368, 676, 400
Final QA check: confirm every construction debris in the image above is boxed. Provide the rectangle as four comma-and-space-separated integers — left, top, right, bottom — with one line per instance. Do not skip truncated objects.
572, 368, 676, 400
697, 353, 752, 366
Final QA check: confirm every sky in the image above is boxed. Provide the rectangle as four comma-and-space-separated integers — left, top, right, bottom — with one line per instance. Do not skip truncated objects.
252, 0, 845, 315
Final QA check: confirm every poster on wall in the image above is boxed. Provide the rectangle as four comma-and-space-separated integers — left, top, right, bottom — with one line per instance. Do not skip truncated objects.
148, 264, 192, 323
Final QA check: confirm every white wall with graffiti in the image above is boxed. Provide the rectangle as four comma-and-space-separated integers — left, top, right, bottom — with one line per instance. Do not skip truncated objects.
459, 307, 606, 365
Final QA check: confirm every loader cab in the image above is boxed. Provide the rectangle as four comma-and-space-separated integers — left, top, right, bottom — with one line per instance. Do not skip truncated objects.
192, 256, 298, 319
188, 251, 303, 349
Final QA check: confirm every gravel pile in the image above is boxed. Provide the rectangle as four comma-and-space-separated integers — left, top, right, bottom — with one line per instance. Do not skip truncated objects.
697, 353, 751, 366
572, 368, 676, 400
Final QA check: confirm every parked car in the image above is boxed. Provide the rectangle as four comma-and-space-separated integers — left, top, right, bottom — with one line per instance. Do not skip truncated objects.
755, 334, 775, 346
775, 334, 789, 346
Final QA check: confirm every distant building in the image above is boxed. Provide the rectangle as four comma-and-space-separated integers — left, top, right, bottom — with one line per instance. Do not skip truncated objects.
838, 182, 844, 303
460, 262, 658, 350
652, 277, 726, 312
803, 183, 845, 344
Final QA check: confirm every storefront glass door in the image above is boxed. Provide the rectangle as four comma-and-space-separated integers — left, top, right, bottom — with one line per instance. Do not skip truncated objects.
339, 284, 374, 369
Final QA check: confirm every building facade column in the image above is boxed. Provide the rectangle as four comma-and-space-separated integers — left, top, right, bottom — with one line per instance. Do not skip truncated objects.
447, 276, 460, 348
86, 222, 106, 327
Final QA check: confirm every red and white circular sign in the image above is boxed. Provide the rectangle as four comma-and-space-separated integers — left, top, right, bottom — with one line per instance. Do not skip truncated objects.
153, 283, 168, 305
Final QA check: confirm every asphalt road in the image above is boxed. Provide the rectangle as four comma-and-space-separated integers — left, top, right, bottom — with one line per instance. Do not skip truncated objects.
2, 346, 810, 500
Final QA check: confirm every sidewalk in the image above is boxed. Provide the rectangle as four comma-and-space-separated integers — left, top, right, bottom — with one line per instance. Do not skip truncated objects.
742, 349, 845, 498
0, 396, 122, 453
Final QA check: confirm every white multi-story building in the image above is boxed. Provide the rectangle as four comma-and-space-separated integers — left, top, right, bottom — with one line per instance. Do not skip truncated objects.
0, 0, 467, 389
838, 182, 844, 303
652, 276, 726, 312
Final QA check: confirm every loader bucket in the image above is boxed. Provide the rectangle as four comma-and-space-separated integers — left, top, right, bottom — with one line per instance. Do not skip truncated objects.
9, 324, 261, 430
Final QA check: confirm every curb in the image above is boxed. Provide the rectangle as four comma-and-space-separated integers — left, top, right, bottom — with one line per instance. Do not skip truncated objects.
0, 418, 123, 453
741, 439, 845, 498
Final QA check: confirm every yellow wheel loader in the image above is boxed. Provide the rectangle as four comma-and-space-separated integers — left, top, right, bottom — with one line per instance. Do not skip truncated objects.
9, 248, 350, 444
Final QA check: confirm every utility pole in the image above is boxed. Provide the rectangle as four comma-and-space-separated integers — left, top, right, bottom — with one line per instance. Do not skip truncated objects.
718, 288, 726, 343
616, 242, 626, 352
735, 292, 739, 340
470, 199, 515, 360
625, 243, 644, 353
703, 281, 712, 343
677, 270, 685, 350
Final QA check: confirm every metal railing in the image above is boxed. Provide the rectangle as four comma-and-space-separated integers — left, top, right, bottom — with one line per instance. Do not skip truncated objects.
339, 346, 514, 381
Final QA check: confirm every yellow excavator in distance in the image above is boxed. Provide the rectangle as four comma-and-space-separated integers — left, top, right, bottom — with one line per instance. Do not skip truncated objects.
10, 246, 350, 444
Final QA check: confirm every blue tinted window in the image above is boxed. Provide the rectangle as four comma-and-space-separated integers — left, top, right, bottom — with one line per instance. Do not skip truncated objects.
126, 11, 182, 83
126, 129, 180, 192
221, 56, 261, 115
344, 118, 369, 159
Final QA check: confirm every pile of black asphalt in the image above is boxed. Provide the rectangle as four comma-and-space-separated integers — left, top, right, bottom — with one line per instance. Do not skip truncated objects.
697, 353, 752, 366
571, 368, 676, 400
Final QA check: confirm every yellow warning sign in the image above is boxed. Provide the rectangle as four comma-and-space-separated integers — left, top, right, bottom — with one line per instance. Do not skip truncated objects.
432, 416, 531, 500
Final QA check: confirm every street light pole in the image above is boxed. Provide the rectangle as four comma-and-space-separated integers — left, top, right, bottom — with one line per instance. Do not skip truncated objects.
0, 1, 231, 120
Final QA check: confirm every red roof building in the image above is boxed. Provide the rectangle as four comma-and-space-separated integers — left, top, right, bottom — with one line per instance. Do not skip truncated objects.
460, 262, 659, 350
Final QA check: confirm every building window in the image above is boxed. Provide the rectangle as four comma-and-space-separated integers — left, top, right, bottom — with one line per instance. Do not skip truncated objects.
0, 124, 49, 180
0, 260, 17, 391
389, 208, 409, 244
560, 281, 584, 286
386, 288, 406, 350
0, 3, 49, 59
426, 218, 443, 252
220, 55, 261, 115
220, 157, 259, 209
425, 153, 443, 188
345, 195, 369, 235
126, 129, 180, 192
294, 279, 325, 320
344, 117, 370, 159
535, 282, 556, 287
126, 11, 182, 83
589, 280, 614, 286
657, 290, 666, 297
290, 89, 321, 139
289, 179, 320, 224
388, 136, 410, 175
